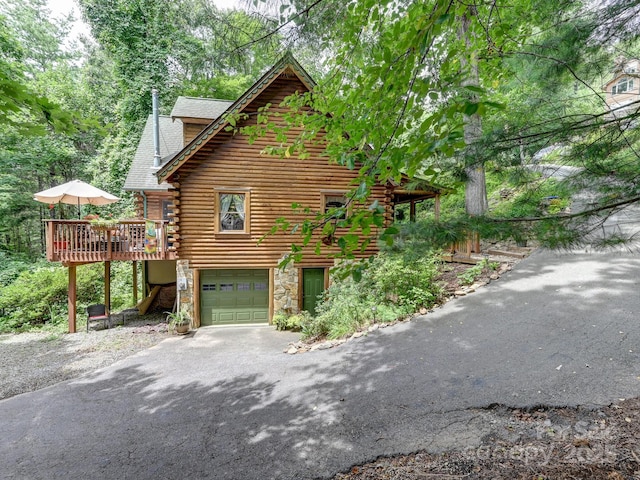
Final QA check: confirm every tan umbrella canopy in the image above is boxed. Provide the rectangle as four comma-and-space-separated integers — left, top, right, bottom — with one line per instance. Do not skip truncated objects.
34, 179, 119, 206
34, 180, 120, 333
34, 179, 119, 217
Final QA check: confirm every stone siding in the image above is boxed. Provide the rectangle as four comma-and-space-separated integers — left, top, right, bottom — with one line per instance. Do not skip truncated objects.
176, 260, 194, 323
273, 258, 299, 314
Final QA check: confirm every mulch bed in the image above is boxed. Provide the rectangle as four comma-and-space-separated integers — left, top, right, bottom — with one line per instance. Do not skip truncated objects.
335, 399, 640, 479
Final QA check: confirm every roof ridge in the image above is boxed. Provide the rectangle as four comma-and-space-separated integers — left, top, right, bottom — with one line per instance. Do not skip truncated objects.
157, 53, 315, 182
177, 96, 234, 102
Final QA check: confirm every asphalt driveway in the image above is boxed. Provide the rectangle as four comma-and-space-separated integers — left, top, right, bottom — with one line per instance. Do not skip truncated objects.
1, 248, 639, 480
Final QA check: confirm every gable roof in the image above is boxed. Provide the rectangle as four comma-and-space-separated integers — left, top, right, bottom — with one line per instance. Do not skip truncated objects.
171, 96, 233, 121
156, 52, 315, 183
603, 59, 640, 90
123, 115, 184, 191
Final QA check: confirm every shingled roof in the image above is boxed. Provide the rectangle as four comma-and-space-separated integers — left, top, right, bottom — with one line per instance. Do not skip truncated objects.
170, 97, 233, 121
123, 115, 184, 191
156, 52, 315, 183
125, 97, 236, 192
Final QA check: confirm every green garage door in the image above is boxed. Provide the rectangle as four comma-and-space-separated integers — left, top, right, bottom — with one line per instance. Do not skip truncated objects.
200, 269, 269, 326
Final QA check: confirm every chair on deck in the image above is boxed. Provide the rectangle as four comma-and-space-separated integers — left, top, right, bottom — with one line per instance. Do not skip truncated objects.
87, 304, 110, 332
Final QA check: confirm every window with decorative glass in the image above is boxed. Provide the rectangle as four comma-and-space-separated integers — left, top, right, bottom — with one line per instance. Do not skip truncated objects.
612, 77, 634, 95
215, 190, 250, 233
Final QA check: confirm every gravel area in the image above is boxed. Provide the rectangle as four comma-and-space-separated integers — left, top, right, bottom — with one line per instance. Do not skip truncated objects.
0, 314, 169, 400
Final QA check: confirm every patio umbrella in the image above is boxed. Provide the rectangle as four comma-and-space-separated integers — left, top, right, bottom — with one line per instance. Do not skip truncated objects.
34, 179, 119, 217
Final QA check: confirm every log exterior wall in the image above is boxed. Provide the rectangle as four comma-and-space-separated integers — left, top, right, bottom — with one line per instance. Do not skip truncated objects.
133, 192, 171, 220
144, 192, 172, 220
183, 122, 208, 145
172, 74, 389, 270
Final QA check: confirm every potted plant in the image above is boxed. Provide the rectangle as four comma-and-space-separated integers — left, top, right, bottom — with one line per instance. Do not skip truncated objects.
166, 309, 191, 335
89, 216, 119, 231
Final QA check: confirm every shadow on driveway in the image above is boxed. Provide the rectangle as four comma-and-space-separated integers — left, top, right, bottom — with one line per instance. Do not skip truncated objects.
1, 250, 639, 479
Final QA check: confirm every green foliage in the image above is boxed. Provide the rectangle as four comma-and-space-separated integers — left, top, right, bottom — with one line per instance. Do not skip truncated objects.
370, 253, 443, 310
0, 11, 74, 134
0, 263, 104, 332
242, 0, 640, 258
273, 310, 311, 332
491, 177, 572, 219
166, 309, 191, 333
0, 252, 32, 287
0, 259, 136, 333
457, 259, 499, 286
109, 261, 137, 313
300, 251, 443, 340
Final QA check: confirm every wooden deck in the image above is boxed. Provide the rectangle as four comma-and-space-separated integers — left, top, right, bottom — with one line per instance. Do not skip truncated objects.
45, 220, 176, 264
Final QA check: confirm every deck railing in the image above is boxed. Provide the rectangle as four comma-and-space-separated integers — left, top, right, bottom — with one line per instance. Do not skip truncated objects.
45, 220, 176, 263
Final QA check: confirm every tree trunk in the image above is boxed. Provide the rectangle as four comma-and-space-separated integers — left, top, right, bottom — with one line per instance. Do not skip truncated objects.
459, 6, 488, 216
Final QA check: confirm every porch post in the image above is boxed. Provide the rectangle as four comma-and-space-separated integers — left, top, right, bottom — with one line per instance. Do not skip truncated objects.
410, 200, 416, 222
68, 265, 77, 333
435, 194, 441, 221
104, 261, 111, 314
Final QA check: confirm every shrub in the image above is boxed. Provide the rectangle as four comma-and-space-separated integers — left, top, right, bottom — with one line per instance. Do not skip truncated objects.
273, 310, 311, 332
370, 252, 443, 310
491, 177, 571, 219
305, 279, 376, 339
300, 251, 443, 340
0, 252, 33, 287
0, 263, 104, 332
109, 261, 137, 312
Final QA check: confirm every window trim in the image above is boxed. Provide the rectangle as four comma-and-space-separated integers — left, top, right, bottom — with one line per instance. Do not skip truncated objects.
214, 188, 251, 235
612, 76, 634, 96
321, 190, 348, 219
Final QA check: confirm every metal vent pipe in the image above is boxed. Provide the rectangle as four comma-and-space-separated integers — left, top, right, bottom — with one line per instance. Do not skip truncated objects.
152, 89, 161, 168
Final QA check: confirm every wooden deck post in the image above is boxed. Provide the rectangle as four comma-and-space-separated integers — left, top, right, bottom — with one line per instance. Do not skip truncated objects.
434, 195, 441, 221
68, 265, 77, 333
132, 261, 138, 305
410, 200, 416, 222
105, 261, 111, 314
46, 221, 54, 260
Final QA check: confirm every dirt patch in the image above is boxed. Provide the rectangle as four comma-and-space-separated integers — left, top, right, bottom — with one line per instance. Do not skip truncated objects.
335, 400, 640, 479
0, 314, 169, 400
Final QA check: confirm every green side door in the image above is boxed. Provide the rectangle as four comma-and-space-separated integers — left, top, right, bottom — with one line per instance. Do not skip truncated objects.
302, 268, 325, 316
200, 269, 269, 326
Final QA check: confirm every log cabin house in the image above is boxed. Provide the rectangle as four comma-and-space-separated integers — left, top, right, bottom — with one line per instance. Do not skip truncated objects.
46, 53, 442, 332
604, 58, 640, 117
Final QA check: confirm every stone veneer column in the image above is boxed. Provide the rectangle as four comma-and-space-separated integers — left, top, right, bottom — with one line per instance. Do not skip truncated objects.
176, 260, 194, 320
273, 257, 299, 314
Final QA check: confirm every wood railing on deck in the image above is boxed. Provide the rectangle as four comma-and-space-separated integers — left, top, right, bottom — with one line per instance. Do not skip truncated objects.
45, 220, 176, 263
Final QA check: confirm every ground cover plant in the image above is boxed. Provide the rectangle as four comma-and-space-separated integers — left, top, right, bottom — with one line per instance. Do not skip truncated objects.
285, 251, 444, 341
0, 261, 136, 333
457, 258, 500, 286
